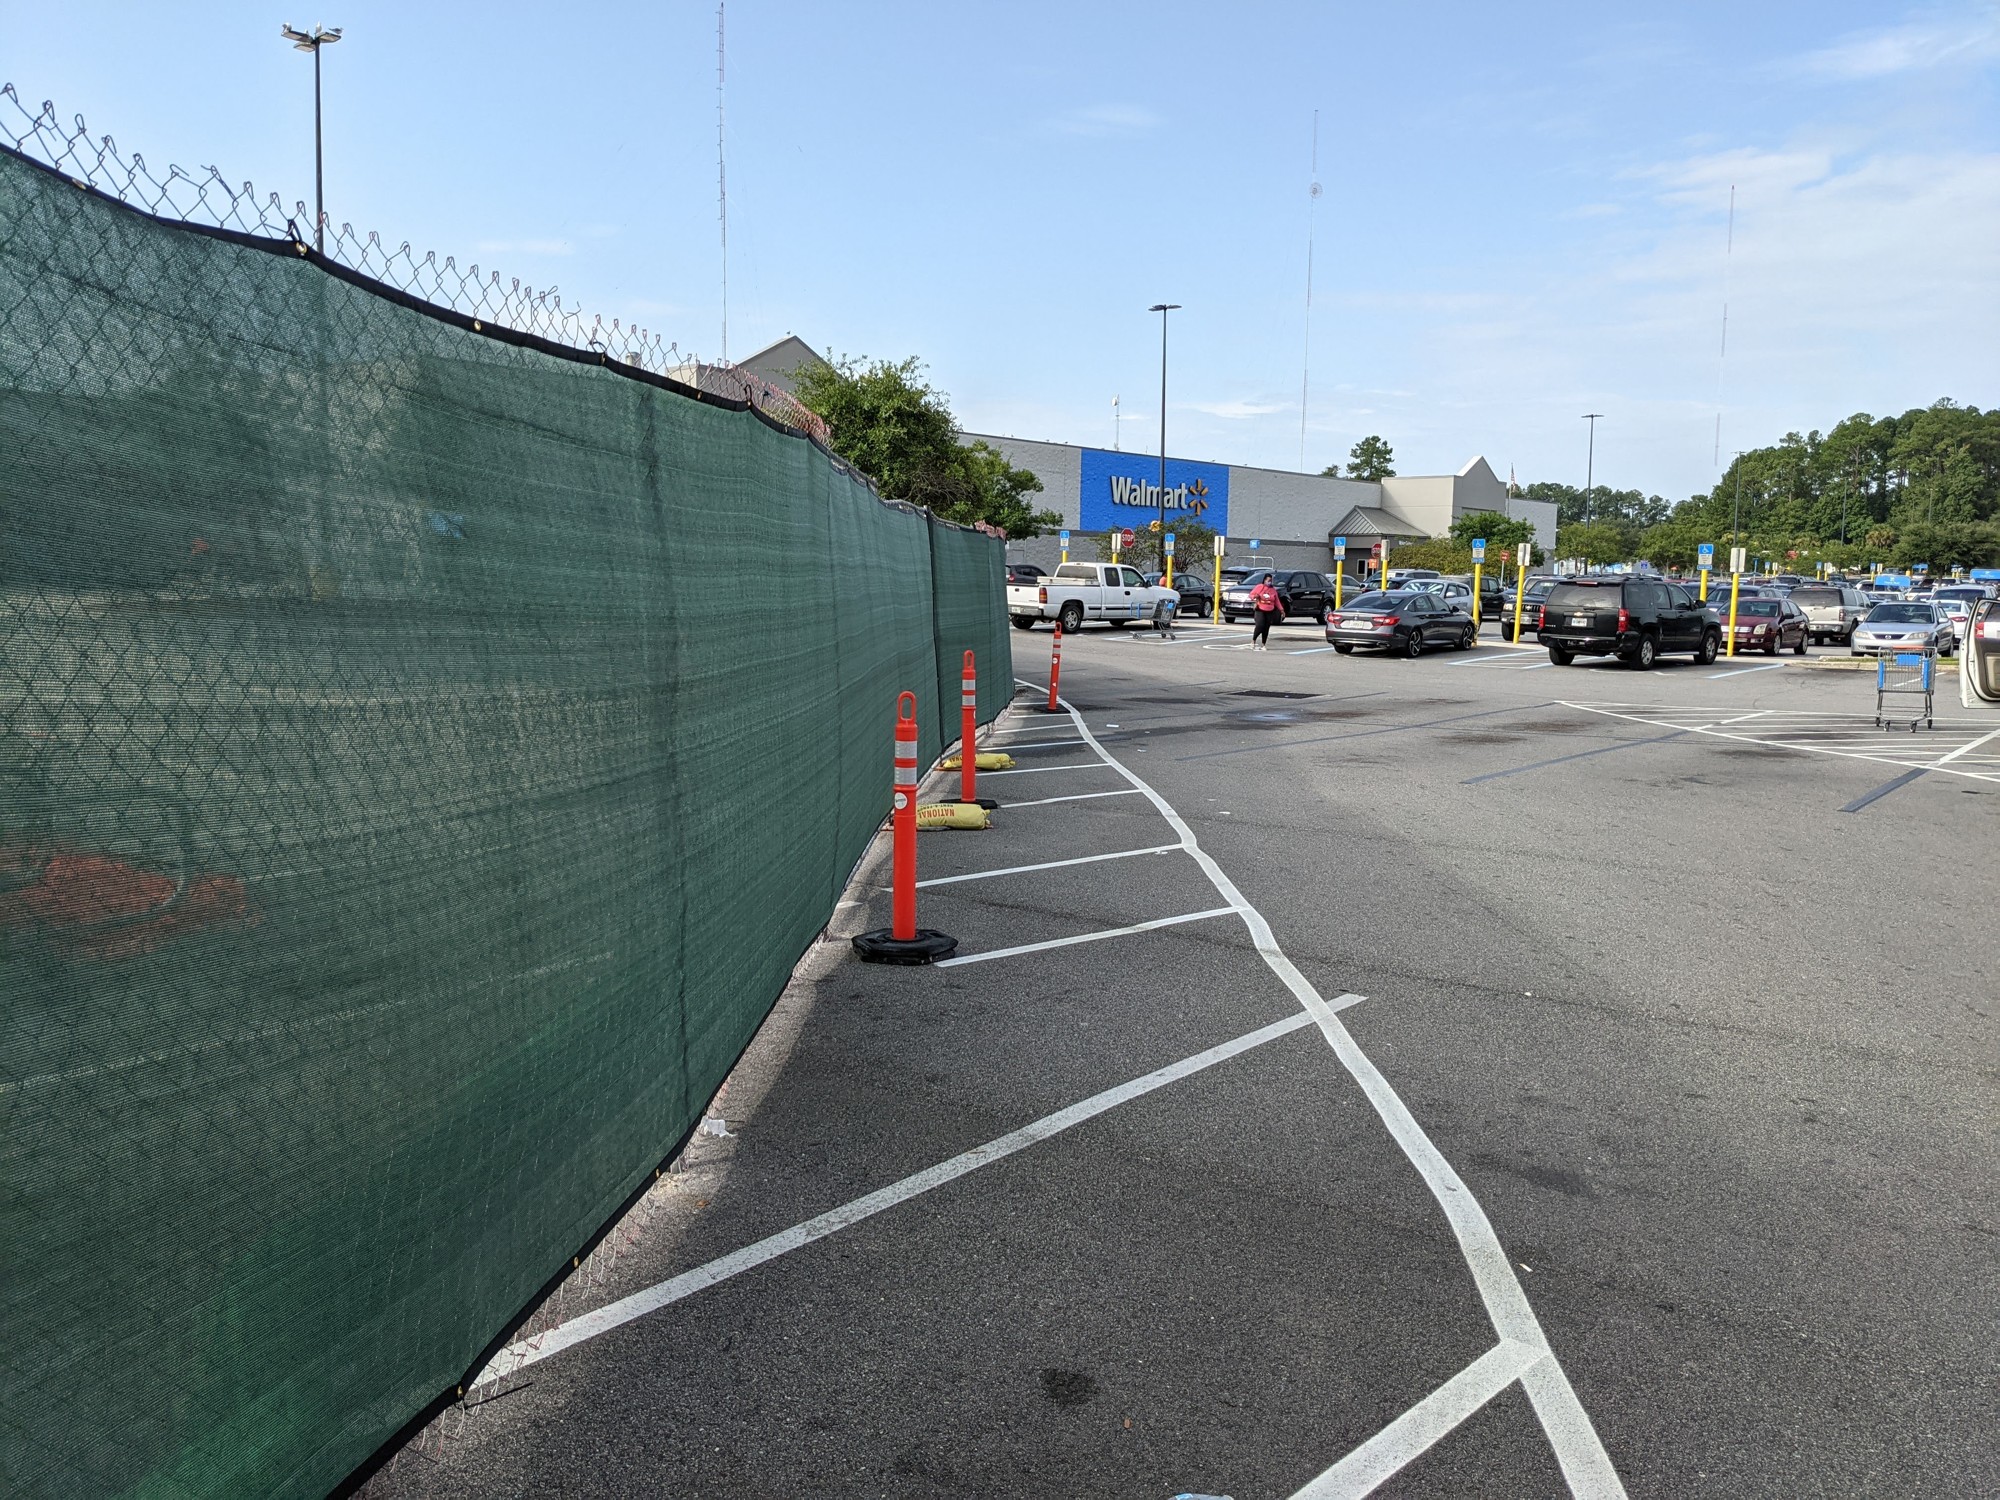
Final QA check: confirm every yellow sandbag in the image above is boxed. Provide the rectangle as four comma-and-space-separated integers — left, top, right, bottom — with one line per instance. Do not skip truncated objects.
915, 802, 992, 830
938, 752, 1014, 771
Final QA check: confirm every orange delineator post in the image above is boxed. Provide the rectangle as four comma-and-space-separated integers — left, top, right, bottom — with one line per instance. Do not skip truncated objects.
852, 691, 956, 964
891, 692, 919, 940
960, 651, 979, 803
1046, 624, 1064, 712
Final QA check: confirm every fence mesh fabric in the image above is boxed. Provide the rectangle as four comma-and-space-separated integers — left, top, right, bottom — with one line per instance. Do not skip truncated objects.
0, 142, 1008, 1497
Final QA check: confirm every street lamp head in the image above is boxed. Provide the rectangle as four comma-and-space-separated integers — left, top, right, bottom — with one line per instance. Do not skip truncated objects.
1149, 303, 1181, 313
281, 23, 342, 50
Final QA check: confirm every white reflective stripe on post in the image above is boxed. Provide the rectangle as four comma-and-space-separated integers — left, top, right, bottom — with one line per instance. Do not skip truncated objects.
894, 764, 918, 785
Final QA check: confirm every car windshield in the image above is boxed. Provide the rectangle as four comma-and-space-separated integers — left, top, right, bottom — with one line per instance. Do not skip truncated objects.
1736, 601, 1779, 617
1866, 604, 1933, 624
1226, 570, 1272, 588
1544, 584, 1617, 611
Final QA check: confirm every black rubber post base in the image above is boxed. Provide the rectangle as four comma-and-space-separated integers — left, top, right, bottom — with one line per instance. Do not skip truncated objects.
966, 797, 999, 810
852, 928, 958, 965
1034, 703, 1065, 713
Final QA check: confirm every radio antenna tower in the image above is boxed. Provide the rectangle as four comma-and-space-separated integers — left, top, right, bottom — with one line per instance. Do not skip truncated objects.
1712, 183, 1734, 469
1300, 109, 1321, 469
1113, 393, 1121, 451
717, 1, 729, 364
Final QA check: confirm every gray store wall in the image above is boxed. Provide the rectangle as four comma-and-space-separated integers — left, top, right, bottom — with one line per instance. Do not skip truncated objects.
969, 433, 1555, 572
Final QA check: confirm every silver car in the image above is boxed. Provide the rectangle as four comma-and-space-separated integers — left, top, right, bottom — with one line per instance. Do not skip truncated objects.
1850, 601, 1954, 657
1930, 590, 1979, 640
1788, 584, 1869, 644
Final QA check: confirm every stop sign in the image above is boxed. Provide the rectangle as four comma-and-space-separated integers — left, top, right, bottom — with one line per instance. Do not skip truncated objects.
1120, 528, 1136, 547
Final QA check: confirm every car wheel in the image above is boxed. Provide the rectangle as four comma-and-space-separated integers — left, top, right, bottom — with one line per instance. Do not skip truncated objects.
1404, 628, 1425, 659
1333, 643, 1354, 655
1057, 601, 1083, 633
1548, 645, 1573, 666
1010, 615, 1037, 631
1762, 633, 1778, 655
1223, 612, 1238, 625
1453, 627, 1474, 650
1793, 631, 1807, 656
1633, 633, 1658, 670
1697, 630, 1720, 665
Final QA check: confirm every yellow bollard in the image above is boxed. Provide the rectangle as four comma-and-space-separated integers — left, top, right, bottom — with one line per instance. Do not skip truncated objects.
1726, 570, 1741, 658
1472, 559, 1483, 629
1511, 558, 1528, 642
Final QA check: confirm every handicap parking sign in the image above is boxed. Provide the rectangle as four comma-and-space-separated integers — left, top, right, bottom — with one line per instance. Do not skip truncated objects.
1471, 538, 1487, 563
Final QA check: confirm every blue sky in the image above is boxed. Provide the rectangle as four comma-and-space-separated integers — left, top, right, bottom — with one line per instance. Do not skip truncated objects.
5, 2, 1996, 499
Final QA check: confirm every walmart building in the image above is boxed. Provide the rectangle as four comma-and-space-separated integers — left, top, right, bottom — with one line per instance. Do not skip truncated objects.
964, 433, 1557, 578
729, 336, 1555, 576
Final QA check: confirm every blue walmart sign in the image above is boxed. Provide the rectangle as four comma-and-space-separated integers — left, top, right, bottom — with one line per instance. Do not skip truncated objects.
1079, 448, 1229, 535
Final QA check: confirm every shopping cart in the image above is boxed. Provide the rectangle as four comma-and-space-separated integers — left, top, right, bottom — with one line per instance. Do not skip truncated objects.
1874, 649, 1935, 731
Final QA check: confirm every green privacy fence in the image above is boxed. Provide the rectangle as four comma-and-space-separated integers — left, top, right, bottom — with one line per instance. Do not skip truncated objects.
0, 138, 1009, 1498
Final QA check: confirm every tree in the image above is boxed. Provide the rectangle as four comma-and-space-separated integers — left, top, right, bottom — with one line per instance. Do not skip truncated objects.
1088, 513, 1218, 571
1447, 510, 1537, 550
1346, 435, 1396, 481
1559, 519, 1640, 565
792, 354, 1062, 536
1319, 462, 1342, 478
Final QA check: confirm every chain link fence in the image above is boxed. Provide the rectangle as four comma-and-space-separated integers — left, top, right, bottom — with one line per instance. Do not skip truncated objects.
1, 88, 1007, 1498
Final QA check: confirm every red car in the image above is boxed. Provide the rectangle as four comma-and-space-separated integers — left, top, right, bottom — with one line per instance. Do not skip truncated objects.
1726, 597, 1809, 655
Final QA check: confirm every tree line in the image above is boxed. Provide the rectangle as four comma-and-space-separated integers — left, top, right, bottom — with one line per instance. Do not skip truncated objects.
1535, 400, 2000, 570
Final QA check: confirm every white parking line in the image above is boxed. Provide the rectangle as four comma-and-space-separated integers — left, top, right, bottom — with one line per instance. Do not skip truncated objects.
982, 737, 1086, 751
470, 1007, 1346, 1390
1001, 788, 1145, 809
916, 843, 1183, 888
1934, 726, 2000, 767
935, 906, 1236, 967
1707, 662, 1785, 679
1028, 687, 1625, 1495
976, 762, 1119, 777
1288, 645, 1344, 655
1293, 1339, 1545, 1498
1715, 710, 1770, 726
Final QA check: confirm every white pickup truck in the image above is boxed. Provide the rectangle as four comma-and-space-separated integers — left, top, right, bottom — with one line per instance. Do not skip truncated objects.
1008, 562, 1180, 632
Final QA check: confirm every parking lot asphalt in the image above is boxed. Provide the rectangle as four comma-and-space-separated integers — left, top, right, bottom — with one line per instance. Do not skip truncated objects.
370, 616, 1999, 1499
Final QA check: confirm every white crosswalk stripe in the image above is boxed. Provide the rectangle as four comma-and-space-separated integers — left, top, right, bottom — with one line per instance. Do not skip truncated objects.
1562, 703, 2000, 781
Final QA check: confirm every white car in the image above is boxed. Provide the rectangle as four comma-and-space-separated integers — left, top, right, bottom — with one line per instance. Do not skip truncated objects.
1850, 602, 1955, 657
1007, 562, 1179, 632
1930, 591, 1978, 639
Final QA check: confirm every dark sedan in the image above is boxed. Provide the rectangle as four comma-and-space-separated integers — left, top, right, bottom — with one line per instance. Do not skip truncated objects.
1324, 590, 1477, 656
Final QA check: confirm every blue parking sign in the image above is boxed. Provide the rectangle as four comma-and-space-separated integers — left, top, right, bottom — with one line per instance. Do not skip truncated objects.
1698, 543, 1715, 566
1471, 538, 1487, 563
1250, 538, 1261, 551
1059, 529, 1071, 547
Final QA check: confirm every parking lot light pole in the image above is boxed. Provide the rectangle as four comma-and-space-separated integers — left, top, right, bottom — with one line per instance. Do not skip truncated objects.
1150, 303, 1180, 573
1581, 413, 1603, 498
281, 23, 343, 252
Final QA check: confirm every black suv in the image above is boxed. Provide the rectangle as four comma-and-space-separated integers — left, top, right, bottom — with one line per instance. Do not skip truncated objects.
1537, 576, 1720, 668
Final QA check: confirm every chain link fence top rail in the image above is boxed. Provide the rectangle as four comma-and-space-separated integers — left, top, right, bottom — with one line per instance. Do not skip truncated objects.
0, 84, 832, 442
0, 92, 1009, 1498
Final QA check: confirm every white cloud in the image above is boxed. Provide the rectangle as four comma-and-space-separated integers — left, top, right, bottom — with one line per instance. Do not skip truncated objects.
1046, 103, 1161, 138
1189, 398, 1288, 419
1792, 10, 2000, 79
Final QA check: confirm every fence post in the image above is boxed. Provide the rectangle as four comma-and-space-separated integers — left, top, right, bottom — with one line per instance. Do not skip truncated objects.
853, 692, 957, 965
